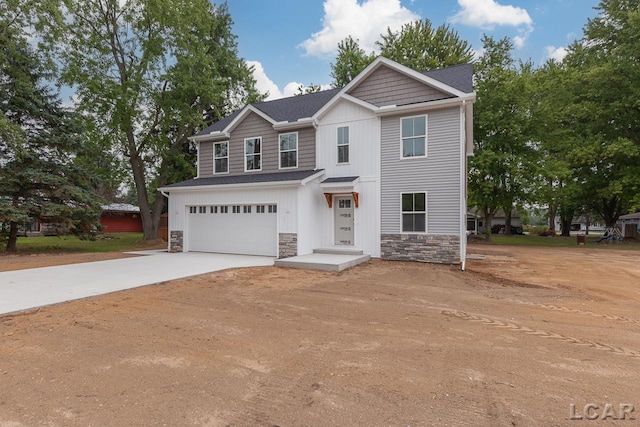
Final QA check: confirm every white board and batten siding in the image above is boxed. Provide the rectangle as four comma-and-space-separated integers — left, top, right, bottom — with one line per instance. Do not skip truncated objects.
380, 106, 461, 235
315, 98, 382, 257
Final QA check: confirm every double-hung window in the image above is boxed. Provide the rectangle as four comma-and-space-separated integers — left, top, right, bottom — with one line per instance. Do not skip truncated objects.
279, 133, 298, 169
337, 126, 349, 164
402, 193, 426, 233
245, 137, 261, 171
214, 142, 228, 174
401, 116, 426, 158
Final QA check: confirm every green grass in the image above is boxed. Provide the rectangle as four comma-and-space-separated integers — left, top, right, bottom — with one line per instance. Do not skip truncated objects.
486, 233, 640, 249
9, 233, 162, 254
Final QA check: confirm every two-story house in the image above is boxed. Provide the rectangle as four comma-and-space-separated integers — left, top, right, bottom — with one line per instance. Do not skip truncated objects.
160, 57, 475, 268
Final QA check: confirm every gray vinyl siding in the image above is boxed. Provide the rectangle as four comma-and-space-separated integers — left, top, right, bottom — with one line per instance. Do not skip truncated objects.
381, 107, 461, 234
349, 65, 451, 107
197, 111, 316, 177
198, 141, 213, 177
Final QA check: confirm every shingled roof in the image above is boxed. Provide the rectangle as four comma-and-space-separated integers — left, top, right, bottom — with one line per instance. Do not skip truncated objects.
196, 62, 473, 137
164, 169, 324, 189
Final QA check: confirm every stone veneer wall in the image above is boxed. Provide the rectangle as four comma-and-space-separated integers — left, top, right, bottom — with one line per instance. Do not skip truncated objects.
169, 230, 184, 253
278, 233, 297, 258
381, 234, 460, 264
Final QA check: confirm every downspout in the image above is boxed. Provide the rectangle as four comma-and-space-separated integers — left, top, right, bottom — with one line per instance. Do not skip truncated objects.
460, 100, 467, 271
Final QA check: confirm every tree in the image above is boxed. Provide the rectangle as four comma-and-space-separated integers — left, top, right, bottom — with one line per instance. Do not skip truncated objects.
468, 36, 536, 239
0, 15, 102, 252
377, 19, 474, 72
560, 0, 640, 221
39, 0, 263, 239
330, 19, 474, 87
330, 36, 376, 87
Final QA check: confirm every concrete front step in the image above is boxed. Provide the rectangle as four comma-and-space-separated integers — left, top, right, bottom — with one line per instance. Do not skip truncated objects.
313, 247, 364, 256
275, 252, 371, 272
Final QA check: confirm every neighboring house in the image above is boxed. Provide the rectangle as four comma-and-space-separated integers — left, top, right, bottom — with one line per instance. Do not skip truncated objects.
100, 203, 143, 233
617, 213, 640, 238
470, 208, 520, 234
160, 57, 475, 267
552, 215, 605, 233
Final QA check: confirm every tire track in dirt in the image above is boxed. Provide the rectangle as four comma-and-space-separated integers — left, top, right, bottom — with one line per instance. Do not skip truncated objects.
484, 295, 640, 325
229, 344, 327, 425
440, 309, 640, 359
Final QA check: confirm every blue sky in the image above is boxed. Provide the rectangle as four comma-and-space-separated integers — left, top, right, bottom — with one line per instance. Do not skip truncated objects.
225, 0, 602, 99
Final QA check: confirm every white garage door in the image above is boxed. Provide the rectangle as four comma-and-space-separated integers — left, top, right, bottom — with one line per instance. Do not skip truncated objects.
187, 204, 277, 256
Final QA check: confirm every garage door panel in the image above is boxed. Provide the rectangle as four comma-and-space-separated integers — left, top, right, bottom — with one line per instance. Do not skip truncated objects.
187, 205, 277, 256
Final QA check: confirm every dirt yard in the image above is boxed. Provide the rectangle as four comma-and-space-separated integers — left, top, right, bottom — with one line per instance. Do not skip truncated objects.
1, 244, 639, 426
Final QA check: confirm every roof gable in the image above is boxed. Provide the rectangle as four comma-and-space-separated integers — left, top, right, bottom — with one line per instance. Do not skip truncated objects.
348, 64, 452, 107
193, 58, 473, 139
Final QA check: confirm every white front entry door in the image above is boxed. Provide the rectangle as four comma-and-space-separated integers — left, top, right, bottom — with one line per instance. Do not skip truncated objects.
334, 196, 354, 245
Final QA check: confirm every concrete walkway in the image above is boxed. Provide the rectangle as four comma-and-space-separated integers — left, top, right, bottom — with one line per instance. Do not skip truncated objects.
0, 251, 274, 315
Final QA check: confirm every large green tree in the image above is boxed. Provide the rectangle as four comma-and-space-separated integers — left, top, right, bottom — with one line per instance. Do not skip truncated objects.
330, 18, 474, 87
561, 0, 640, 221
468, 36, 536, 239
377, 19, 474, 72
39, 0, 263, 239
1, 11, 101, 252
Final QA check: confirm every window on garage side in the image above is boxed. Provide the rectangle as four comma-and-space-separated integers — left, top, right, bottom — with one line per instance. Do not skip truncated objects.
245, 137, 262, 171
279, 132, 298, 169
401, 193, 426, 233
401, 115, 426, 158
214, 142, 228, 174
268, 205, 277, 213
337, 126, 349, 164
257, 205, 265, 213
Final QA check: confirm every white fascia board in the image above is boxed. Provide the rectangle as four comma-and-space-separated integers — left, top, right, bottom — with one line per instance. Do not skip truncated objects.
375, 94, 476, 117
188, 131, 229, 142
273, 117, 317, 131
340, 94, 378, 112
300, 170, 326, 185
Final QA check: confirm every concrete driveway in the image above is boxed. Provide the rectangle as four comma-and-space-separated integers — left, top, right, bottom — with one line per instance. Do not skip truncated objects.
0, 251, 274, 315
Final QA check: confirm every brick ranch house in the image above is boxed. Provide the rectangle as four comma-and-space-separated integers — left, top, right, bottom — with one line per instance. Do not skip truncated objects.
160, 57, 475, 268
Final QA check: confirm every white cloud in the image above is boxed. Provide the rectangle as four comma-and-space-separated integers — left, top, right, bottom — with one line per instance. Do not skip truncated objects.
248, 61, 332, 101
299, 0, 420, 58
544, 45, 568, 62
450, 0, 532, 29
248, 60, 284, 100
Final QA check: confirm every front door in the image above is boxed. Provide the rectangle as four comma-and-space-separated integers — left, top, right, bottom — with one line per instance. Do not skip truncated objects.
334, 196, 354, 245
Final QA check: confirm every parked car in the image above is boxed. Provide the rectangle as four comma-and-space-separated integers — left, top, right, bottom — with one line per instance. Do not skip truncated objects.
491, 224, 524, 235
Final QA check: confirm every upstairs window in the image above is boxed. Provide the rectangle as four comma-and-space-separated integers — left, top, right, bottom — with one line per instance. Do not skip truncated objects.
401, 116, 426, 158
245, 137, 262, 171
402, 193, 426, 233
337, 126, 349, 164
214, 142, 228, 174
279, 132, 298, 169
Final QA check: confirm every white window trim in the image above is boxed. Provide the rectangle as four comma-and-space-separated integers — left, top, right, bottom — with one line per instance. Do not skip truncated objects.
400, 115, 428, 160
213, 141, 229, 175
400, 192, 428, 234
244, 136, 262, 172
278, 132, 299, 170
337, 126, 350, 165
